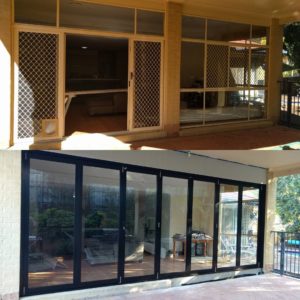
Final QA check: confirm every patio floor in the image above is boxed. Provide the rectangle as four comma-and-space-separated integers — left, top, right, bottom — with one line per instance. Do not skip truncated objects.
104, 274, 300, 300
132, 126, 300, 150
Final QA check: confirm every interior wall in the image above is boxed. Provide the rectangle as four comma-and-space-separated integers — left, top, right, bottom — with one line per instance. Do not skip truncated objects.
56, 151, 267, 184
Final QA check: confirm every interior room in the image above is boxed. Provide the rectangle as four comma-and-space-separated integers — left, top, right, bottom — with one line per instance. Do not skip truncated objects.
65, 35, 129, 136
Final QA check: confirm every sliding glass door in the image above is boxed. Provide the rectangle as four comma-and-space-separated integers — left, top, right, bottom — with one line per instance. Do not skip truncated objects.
125, 172, 157, 278
160, 177, 188, 274
81, 166, 120, 282
28, 159, 76, 288
217, 184, 239, 268
191, 181, 215, 271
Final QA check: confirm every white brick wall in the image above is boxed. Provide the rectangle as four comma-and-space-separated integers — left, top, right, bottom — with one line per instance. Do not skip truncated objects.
0, 151, 22, 300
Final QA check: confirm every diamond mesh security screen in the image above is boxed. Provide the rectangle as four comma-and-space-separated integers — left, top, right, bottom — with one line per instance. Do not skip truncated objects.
133, 41, 161, 129
17, 32, 58, 139
250, 48, 267, 87
207, 45, 229, 88
229, 47, 249, 87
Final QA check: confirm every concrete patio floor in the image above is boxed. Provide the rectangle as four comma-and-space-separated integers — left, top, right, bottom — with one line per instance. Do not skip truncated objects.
132, 126, 300, 150
103, 274, 300, 300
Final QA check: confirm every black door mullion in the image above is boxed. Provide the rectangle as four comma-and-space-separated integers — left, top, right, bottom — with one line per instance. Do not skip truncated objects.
20, 152, 30, 296
155, 173, 162, 279
118, 167, 127, 283
236, 185, 243, 268
257, 185, 266, 268
185, 178, 193, 273
213, 182, 220, 272
74, 163, 83, 287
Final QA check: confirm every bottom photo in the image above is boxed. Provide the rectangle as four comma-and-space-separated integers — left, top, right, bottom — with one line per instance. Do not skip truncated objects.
0, 150, 300, 300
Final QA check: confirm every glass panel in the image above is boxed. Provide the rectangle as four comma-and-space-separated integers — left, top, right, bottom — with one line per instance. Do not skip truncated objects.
205, 91, 249, 124
15, 0, 57, 26
82, 166, 120, 282
180, 92, 205, 126
160, 177, 188, 274
252, 26, 269, 46
137, 10, 164, 36
181, 42, 205, 89
241, 187, 259, 266
207, 45, 229, 88
60, 0, 134, 33
191, 181, 215, 271
182, 16, 206, 39
28, 159, 75, 288
249, 90, 266, 119
229, 47, 249, 88
251, 48, 267, 87
125, 172, 157, 277
207, 20, 251, 43
218, 184, 238, 268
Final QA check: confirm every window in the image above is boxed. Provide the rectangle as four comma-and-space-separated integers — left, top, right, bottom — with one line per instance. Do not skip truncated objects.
181, 16, 269, 126
137, 10, 164, 36
15, 0, 57, 26
60, 0, 135, 33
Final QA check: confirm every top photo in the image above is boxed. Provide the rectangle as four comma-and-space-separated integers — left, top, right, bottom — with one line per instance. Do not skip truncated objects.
1, 0, 300, 150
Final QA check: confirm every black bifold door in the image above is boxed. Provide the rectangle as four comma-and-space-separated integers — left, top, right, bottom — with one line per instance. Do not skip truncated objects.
21, 151, 265, 297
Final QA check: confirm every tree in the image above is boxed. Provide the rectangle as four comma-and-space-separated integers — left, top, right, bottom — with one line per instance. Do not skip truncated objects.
276, 174, 300, 232
284, 22, 300, 69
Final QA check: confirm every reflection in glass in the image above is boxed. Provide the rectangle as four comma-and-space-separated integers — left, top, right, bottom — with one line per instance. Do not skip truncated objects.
207, 20, 251, 43
252, 26, 269, 46
204, 91, 249, 124
181, 42, 205, 89
241, 188, 259, 266
137, 10, 164, 36
15, 0, 57, 26
251, 48, 267, 87
60, 0, 134, 33
161, 177, 188, 274
218, 185, 238, 268
28, 160, 75, 288
125, 172, 157, 277
182, 16, 206, 39
82, 167, 120, 282
191, 181, 215, 271
229, 47, 249, 88
249, 90, 265, 119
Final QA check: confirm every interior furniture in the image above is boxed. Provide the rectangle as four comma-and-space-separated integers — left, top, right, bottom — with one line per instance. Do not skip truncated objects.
65, 89, 127, 116
172, 235, 213, 260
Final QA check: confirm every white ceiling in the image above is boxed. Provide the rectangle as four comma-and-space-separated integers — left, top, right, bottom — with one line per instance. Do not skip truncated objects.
190, 150, 300, 172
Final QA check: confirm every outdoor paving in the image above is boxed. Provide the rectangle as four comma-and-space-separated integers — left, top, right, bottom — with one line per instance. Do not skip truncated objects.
103, 274, 300, 300
132, 126, 300, 150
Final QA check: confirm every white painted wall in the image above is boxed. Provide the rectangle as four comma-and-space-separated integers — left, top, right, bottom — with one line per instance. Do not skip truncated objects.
0, 151, 22, 300
54, 150, 267, 184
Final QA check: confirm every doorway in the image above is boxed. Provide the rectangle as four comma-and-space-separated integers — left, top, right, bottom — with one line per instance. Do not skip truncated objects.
65, 35, 129, 136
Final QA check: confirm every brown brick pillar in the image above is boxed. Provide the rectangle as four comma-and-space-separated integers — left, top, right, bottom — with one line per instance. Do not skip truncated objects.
163, 1, 182, 136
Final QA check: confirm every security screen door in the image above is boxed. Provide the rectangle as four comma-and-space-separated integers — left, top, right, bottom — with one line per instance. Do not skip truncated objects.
129, 40, 162, 131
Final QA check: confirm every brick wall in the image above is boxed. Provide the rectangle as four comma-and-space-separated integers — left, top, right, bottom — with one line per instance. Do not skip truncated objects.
0, 151, 22, 300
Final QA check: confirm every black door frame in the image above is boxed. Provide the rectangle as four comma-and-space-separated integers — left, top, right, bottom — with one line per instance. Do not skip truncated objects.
20, 151, 266, 297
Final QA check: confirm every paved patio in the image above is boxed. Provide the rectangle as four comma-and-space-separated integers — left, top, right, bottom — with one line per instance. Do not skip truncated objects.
133, 126, 300, 150
104, 274, 300, 300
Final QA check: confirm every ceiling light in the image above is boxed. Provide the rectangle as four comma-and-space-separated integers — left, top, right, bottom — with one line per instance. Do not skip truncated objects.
82, 46, 88, 50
